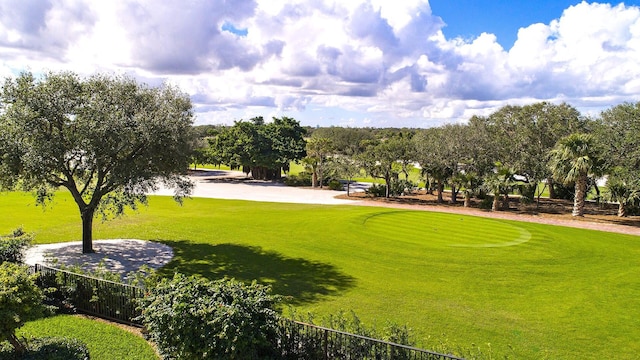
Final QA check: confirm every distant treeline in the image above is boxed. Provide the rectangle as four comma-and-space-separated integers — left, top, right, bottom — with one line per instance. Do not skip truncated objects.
191, 101, 640, 217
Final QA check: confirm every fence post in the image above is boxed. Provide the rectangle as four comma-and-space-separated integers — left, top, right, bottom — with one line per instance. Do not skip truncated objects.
323, 328, 328, 360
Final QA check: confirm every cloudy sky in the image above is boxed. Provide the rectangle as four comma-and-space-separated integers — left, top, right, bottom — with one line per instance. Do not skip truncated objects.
1, 1, 640, 127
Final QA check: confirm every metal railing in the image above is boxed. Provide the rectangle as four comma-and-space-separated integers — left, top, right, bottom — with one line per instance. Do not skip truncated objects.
31, 264, 144, 326
277, 320, 464, 360
29, 264, 463, 359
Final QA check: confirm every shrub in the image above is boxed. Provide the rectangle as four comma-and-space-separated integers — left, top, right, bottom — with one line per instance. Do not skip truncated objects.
137, 273, 281, 359
478, 196, 494, 210
328, 179, 343, 191
34, 262, 154, 323
391, 179, 417, 196
517, 184, 535, 205
280, 309, 415, 360
0, 228, 32, 264
284, 172, 312, 186
0, 337, 90, 360
552, 183, 575, 200
0, 262, 46, 354
365, 183, 387, 197
365, 180, 417, 197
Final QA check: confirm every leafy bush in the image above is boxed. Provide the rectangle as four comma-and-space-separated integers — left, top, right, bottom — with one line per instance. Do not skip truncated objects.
0, 262, 46, 354
0, 228, 32, 264
516, 184, 536, 205
328, 179, 343, 191
365, 180, 417, 197
552, 182, 575, 200
365, 183, 387, 197
296, 310, 413, 345
391, 179, 417, 196
284, 172, 312, 186
0, 337, 90, 360
280, 310, 415, 360
478, 196, 494, 210
137, 273, 281, 359
34, 262, 154, 323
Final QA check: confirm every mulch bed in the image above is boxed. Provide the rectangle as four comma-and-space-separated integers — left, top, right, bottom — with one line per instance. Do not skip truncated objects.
336, 190, 640, 231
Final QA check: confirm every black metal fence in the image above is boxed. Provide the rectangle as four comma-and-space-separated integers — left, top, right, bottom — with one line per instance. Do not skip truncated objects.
29, 264, 462, 360
31, 263, 144, 326
277, 320, 463, 360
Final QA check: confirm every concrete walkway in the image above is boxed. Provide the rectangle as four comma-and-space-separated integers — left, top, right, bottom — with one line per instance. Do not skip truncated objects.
24, 239, 173, 278
152, 169, 366, 205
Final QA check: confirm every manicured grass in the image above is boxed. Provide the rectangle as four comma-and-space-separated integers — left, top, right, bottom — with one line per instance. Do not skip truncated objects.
2, 191, 640, 359
17, 315, 158, 360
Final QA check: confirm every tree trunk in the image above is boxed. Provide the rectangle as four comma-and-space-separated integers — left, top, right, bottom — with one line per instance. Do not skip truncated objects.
464, 193, 471, 208
272, 168, 282, 180
502, 192, 510, 210
535, 183, 544, 209
618, 202, 627, 217
81, 206, 95, 253
346, 179, 351, 197
437, 179, 444, 203
548, 178, 556, 199
385, 175, 391, 198
319, 166, 323, 189
8, 333, 26, 354
311, 170, 318, 188
572, 176, 587, 217
492, 195, 499, 211
450, 185, 457, 204
426, 179, 434, 195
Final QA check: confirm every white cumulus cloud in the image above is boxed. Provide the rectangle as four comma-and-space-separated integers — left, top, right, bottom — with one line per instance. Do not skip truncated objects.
0, 0, 639, 127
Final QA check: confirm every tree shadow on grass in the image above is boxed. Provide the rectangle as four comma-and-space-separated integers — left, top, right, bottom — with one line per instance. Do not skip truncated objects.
156, 240, 357, 305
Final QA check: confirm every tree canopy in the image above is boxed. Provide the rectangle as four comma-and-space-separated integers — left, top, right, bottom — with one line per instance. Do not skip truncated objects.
209, 116, 306, 180
0, 72, 194, 253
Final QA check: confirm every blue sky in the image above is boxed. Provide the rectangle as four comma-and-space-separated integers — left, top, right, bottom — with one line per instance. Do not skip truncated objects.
432, 1, 640, 49
1, 1, 640, 128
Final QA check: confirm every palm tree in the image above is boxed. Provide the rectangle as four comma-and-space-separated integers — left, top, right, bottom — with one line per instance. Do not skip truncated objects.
483, 163, 517, 211
605, 170, 640, 217
304, 137, 334, 188
548, 133, 604, 217
453, 171, 480, 208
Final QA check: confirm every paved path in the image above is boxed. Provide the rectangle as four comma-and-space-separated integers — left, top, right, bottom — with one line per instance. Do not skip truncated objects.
151, 169, 364, 205
25, 239, 173, 279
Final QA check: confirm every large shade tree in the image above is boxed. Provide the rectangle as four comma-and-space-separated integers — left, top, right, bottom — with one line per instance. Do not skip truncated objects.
0, 72, 194, 253
414, 125, 467, 204
598, 102, 640, 216
513, 102, 585, 202
360, 135, 412, 198
304, 137, 334, 188
482, 102, 585, 203
548, 133, 604, 217
311, 127, 374, 156
210, 116, 306, 180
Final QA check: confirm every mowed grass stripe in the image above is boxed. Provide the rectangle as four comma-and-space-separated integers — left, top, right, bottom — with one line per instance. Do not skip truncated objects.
2, 192, 640, 359
362, 211, 528, 247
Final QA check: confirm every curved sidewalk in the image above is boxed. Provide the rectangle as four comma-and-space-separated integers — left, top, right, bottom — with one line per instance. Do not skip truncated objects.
152, 169, 365, 205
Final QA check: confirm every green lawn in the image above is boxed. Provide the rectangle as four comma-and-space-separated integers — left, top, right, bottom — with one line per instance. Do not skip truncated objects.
2, 191, 639, 359
17, 315, 158, 360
